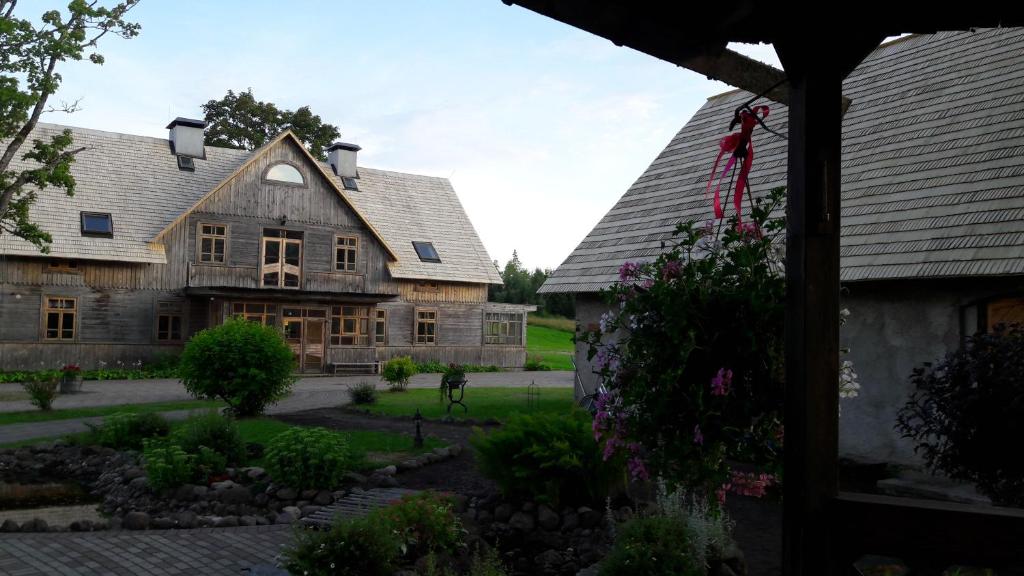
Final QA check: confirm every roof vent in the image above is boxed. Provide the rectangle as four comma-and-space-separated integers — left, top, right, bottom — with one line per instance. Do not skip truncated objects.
327, 142, 360, 179
166, 117, 207, 159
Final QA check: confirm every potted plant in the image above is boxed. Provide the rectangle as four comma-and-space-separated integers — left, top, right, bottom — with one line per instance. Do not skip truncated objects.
60, 364, 83, 394
440, 362, 467, 399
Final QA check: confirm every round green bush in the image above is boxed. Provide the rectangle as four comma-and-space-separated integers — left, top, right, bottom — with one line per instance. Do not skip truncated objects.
599, 515, 703, 576
170, 411, 246, 465
264, 427, 351, 491
471, 409, 619, 507
381, 356, 417, 391
92, 412, 170, 450
179, 317, 295, 417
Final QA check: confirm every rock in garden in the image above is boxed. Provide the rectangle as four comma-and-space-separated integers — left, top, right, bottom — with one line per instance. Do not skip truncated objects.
535, 549, 563, 568
244, 467, 267, 481
537, 505, 560, 531
577, 507, 601, 529
397, 460, 419, 471
476, 510, 493, 524
300, 489, 318, 501
173, 511, 197, 529
122, 467, 145, 482
448, 444, 463, 457
274, 511, 297, 524
432, 447, 450, 459
313, 490, 333, 506
123, 512, 150, 530
561, 512, 579, 531
1, 520, 19, 532
219, 485, 253, 505
282, 506, 302, 517
69, 520, 93, 532
193, 486, 209, 499
174, 484, 198, 502
151, 517, 175, 530
128, 476, 148, 490
494, 503, 513, 522
375, 465, 397, 476
300, 506, 321, 517
211, 480, 236, 491
275, 487, 297, 501
342, 472, 368, 484
509, 511, 535, 532
213, 515, 239, 528
522, 501, 536, 513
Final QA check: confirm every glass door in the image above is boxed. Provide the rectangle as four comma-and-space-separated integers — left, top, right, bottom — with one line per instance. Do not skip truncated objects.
304, 318, 325, 372
283, 317, 303, 369
261, 230, 302, 289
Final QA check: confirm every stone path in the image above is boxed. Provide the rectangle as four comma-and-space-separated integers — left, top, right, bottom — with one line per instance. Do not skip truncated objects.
0, 525, 292, 575
0, 371, 573, 444
303, 487, 419, 527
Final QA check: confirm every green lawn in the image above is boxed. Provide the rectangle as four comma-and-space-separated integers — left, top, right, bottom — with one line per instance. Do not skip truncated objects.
0, 400, 224, 427
359, 386, 574, 421
527, 324, 575, 371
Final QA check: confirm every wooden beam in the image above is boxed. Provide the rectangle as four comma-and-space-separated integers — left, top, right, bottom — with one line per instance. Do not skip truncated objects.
777, 40, 844, 576
681, 47, 789, 105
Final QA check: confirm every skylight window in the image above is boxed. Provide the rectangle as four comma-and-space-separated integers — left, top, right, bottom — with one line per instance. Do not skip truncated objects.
341, 176, 359, 191
176, 155, 195, 171
412, 241, 441, 263
81, 212, 113, 237
265, 163, 305, 185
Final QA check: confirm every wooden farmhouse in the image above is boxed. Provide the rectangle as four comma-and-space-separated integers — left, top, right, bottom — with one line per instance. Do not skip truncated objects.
540, 28, 1024, 466
0, 120, 531, 373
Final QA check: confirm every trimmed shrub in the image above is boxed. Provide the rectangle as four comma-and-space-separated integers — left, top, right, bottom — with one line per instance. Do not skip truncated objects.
896, 324, 1024, 506
264, 427, 351, 490
347, 381, 377, 405
142, 439, 194, 491
282, 515, 401, 576
523, 355, 551, 371
89, 412, 170, 450
599, 515, 703, 576
377, 492, 462, 557
22, 375, 59, 411
381, 356, 417, 391
179, 317, 295, 416
471, 409, 618, 506
170, 411, 246, 465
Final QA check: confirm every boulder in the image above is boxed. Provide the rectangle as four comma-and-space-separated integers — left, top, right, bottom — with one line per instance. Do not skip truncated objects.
274, 511, 297, 524
219, 485, 254, 505
509, 511, 535, 532
300, 489, 318, 501
448, 444, 463, 457
494, 503, 513, 522
375, 465, 397, 477
275, 487, 297, 501
1, 519, 19, 532
561, 512, 579, 531
174, 484, 198, 502
282, 506, 302, 518
151, 517, 175, 530
313, 491, 334, 506
213, 516, 239, 528
123, 512, 150, 530
537, 505, 560, 531
535, 549, 563, 568
211, 480, 236, 491
20, 518, 48, 532
577, 507, 601, 529
122, 467, 145, 482
342, 472, 368, 484
173, 511, 198, 529
128, 476, 148, 490
239, 515, 259, 526
244, 467, 267, 481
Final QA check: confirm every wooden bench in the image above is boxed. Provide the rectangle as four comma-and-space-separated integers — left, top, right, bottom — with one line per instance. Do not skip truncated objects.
329, 362, 380, 375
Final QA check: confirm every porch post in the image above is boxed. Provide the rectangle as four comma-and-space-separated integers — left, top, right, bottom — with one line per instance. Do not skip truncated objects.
777, 49, 843, 575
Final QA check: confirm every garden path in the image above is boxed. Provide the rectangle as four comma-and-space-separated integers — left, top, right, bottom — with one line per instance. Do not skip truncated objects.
0, 525, 290, 575
0, 372, 572, 444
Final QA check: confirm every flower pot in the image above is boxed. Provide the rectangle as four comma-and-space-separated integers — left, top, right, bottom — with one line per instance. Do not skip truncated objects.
60, 374, 83, 394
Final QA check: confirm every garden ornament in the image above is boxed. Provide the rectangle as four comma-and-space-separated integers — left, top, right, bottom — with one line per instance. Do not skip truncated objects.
706, 104, 771, 225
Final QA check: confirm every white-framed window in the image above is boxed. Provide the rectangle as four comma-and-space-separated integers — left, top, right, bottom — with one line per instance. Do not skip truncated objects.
484, 312, 523, 345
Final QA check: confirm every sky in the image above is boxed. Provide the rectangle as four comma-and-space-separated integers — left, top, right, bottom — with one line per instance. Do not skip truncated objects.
47, 0, 780, 271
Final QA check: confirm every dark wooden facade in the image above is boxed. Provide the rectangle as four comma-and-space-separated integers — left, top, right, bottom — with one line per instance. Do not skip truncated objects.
0, 135, 528, 372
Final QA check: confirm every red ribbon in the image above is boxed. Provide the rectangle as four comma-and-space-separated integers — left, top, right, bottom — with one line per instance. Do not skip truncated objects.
705, 105, 770, 224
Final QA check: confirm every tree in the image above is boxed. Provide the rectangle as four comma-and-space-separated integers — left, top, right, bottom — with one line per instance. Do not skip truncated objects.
489, 250, 575, 318
201, 89, 340, 160
0, 0, 141, 253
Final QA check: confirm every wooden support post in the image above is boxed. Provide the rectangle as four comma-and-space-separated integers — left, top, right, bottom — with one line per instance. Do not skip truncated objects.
777, 48, 843, 576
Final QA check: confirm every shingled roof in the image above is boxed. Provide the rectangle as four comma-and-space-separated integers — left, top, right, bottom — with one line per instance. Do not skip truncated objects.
0, 123, 501, 284
540, 27, 1024, 294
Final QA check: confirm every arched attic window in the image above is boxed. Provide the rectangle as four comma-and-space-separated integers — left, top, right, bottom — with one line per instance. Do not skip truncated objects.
265, 162, 305, 186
